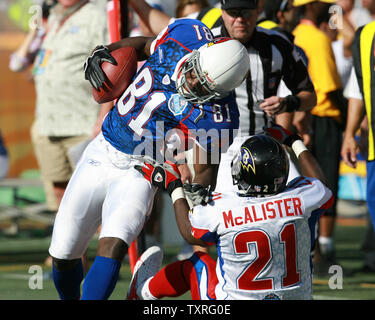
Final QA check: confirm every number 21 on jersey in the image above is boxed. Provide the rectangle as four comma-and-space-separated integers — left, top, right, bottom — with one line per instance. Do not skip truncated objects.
234, 222, 300, 290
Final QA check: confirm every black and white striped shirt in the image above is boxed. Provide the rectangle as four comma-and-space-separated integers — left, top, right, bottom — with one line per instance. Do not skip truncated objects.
211, 25, 314, 136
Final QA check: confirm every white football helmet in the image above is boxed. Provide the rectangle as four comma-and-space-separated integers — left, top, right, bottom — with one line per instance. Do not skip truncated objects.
176, 38, 250, 104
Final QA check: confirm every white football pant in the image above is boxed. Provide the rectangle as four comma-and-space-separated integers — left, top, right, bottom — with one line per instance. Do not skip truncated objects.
49, 133, 156, 260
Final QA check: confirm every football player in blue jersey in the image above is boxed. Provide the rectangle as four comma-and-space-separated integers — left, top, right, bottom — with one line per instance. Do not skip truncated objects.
48, 18, 250, 300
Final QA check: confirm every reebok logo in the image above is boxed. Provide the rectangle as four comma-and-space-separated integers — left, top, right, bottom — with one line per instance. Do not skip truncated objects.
154, 172, 163, 183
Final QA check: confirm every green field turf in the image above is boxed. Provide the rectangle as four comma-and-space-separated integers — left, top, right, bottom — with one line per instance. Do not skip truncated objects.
0, 221, 374, 300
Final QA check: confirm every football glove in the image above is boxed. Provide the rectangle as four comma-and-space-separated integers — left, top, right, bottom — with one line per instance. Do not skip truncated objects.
264, 122, 302, 147
83, 45, 117, 91
135, 160, 182, 196
183, 183, 213, 206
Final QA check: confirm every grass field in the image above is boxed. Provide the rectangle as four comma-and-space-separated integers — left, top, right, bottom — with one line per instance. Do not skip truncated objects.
0, 218, 374, 300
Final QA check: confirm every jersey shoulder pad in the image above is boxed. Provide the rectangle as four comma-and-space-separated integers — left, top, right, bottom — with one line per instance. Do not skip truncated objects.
286, 176, 333, 213
151, 18, 211, 54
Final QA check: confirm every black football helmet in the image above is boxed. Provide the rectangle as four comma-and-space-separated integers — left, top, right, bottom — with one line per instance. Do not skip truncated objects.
231, 134, 289, 196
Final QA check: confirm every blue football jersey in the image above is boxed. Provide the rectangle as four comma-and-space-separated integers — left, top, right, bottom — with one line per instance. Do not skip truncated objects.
102, 18, 239, 160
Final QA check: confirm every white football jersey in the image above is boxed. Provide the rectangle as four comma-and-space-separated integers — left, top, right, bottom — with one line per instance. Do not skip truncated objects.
189, 176, 333, 300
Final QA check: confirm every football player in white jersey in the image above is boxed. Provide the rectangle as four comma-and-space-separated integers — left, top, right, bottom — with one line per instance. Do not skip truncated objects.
131, 123, 333, 300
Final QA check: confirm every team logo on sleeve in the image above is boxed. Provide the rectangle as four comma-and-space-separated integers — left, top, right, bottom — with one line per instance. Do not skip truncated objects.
240, 146, 256, 174
168, 94, 188, 116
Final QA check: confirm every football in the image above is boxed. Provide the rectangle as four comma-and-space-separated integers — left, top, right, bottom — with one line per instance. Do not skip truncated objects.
92, 46, 137, 104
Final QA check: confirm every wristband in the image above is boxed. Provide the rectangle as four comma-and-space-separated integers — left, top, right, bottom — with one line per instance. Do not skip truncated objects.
171, 187, 186, 204
283, 95, 301, 112
291, 139, 308, 158
283, 133, 303, 147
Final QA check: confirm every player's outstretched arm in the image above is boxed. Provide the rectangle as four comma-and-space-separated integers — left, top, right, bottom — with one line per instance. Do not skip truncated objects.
128, 0, 171, 36
135, 160, 206, 247
265, 123, 327, 185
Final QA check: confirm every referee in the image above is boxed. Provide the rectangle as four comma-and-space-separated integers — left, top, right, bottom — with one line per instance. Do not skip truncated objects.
211, 0, 316, 192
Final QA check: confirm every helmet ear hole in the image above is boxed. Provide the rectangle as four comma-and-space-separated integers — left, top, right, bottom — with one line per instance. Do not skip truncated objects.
231, 135, 289, 197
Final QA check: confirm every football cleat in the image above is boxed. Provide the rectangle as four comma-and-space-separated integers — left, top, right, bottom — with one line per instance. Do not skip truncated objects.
126, 246, 163, 300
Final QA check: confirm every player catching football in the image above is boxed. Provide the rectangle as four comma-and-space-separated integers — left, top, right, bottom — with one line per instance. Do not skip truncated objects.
48, 18, 250, 300
130, 124, 333, 300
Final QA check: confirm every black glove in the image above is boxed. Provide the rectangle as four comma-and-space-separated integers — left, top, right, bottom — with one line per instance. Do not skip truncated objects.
135, 160, 182, 196
264, 122, 302, 147
83, 45, 117, 91
183, 183, 213, 206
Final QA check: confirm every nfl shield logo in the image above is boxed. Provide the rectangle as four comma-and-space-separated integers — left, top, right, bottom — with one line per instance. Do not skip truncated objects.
168, 94, 188, 116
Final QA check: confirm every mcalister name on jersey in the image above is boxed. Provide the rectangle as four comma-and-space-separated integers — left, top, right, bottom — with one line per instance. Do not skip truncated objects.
222, 196, 303, 228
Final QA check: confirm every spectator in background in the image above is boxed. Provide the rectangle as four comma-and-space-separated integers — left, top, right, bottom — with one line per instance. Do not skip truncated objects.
129, 0, 165, 38
337, 0, 373, 29
128, 0, 223, 35
9, 0, 59, 212
319, 1, 375, 275
318, 3, 355, 102
31, 0, 112, 210
175, 0, 210, 18
361, 0, 375, 20
9, 0, 57, 73
293, 0, 347, 276
259, 0, 301, 35
341, 20, 375, 272
336, 0, 375, 276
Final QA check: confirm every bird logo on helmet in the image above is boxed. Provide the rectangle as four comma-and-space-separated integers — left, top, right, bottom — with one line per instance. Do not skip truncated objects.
240, 147, 256, 174
231, 134, 289, 196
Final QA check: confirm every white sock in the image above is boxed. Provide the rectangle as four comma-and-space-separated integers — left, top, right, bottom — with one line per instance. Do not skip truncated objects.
139, 277, 157, 300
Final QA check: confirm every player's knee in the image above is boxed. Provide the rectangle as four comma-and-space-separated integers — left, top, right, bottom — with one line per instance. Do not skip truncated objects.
97, 237, 128, 262
52, 257, 81, 271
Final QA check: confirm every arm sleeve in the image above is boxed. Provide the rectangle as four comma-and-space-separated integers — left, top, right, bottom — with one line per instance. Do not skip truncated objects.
189, 206, 219, 245
344, 67, 363, 100
288, 177, 334, 219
